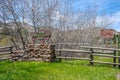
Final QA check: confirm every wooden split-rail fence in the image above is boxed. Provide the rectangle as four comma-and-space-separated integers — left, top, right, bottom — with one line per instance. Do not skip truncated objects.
1, 43, 120, 68
55, 43, 120, 68
0, 46, 12, 60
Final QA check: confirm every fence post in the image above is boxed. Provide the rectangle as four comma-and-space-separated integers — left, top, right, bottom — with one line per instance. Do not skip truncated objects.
118, 51, 120, 68
58, 44, 62, 62
114, 34, 120, 68
90, 48, 94, 65
118, 35, 120, 68
115, 34, 120, 68
10, 46, 13, 53
113, 50, 116, 67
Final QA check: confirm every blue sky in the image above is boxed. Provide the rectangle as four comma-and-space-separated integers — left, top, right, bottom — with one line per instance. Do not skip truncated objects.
72, 0, 120, 31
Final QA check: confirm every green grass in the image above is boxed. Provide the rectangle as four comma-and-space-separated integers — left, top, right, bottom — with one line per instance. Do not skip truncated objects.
0, 60, 120, 80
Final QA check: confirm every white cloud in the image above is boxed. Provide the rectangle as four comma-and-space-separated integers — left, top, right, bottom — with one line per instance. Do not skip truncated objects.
53, 11, 64, 21
111, 11, 120, 23
96, 11, 120, 31
111, 11, 120, 31
53, 11, 72, 22
96, 15, 112, 28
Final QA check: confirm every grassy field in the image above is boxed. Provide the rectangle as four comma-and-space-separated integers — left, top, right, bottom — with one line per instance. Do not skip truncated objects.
0, 60, 120, 80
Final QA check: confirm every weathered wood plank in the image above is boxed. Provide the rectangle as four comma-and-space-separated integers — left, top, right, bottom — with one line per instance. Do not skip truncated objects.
57, 56, 90, 60
81, 46, 120, 51
0, 57, 10, 60
57, 43, 90, 45
91, 61, 120, 65
92, 54, 120, 58
0, 46, 12, 49
0, 46, 12, 60
55, 49, 91, 53
93, 51, 114, 54
0, 52, 11, 55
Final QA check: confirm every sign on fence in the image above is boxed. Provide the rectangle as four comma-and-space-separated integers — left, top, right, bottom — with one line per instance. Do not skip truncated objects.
101, 29, 114, 39
31, 29, 52, 44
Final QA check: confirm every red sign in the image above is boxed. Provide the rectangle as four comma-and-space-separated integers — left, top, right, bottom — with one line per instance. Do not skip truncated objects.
101, 29, 114, 39
31, 29, 52, 44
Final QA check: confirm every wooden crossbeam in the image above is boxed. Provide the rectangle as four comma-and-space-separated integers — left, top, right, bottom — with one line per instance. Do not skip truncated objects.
91, 61, 120, 65
0, 46, 12, 49
81, 46, 120, 51
0, 57, 10, 60
92, 54, 120, 58
57, 56, 90, 60
55, 49, 91, 53
0, 52, 11, 55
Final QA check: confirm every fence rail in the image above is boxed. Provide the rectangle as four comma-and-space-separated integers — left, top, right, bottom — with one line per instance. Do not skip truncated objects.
0, 46, 12, 60
56, 43, 90, 49
81, 46, 120, 51
55, 49, 91, 53
55, 46, 120, 68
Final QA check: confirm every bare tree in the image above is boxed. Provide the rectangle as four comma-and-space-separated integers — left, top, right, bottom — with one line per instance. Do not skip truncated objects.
0, 0, 113, 48
0, 0, 31, 50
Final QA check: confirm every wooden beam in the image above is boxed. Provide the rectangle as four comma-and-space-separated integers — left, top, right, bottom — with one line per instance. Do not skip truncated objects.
0, 57, 10, 60
92, 54, 120, 58
0, 46, 12, 49
0, 52, 11, 55
81, 46, 120, 51
94, 51, 113, 54
57, 43, 90, 45
55, 49, 91, 53
91, 61, 120, 65
57, 57, 90, 60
